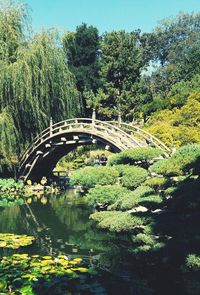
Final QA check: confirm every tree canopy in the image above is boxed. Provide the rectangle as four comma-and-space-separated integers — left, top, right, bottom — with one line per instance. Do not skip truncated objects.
0, 1, 81, 174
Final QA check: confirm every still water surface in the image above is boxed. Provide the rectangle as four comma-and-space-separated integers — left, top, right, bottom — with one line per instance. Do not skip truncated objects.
0, 190, 188, 295
0, 190, 146, 295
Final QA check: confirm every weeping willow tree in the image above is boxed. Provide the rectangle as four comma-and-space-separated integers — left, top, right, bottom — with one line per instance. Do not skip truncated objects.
0, 1, 82, 175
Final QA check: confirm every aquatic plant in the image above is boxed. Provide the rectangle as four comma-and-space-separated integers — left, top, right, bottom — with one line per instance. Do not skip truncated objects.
0, 233, 35, 249
0, 179, 24, 193
0, 254, 94, 294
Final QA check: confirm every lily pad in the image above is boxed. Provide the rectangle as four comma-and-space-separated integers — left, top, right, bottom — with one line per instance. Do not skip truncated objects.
0, 234, 35, 249
0, 254, 93, 293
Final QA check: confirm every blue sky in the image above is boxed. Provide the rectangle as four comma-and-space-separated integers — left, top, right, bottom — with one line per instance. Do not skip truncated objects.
26, 0, 200, 33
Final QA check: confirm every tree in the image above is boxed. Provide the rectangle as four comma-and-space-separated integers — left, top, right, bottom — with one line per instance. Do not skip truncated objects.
95, 30, 144, 120
141, 13, 200, 69
134, 13, 200, 122
63, 23, 100, 114
0, 1, 81, 174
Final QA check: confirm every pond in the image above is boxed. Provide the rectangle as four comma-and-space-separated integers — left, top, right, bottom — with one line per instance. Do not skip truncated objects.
0, 190, 188, 295
0, 190, 151, 295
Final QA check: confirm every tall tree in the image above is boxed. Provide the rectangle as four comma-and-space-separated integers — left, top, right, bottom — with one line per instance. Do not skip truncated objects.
94, 30, 144, 120
63, 23, 100, 114
137, 13, 200, 120
0, 1, 81, 174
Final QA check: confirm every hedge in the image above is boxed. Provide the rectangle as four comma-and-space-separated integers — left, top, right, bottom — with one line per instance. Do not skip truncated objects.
120, 166, 148, 189
70, 166, 119, 189
85, 185, 129, 205
90, 211, 145, 232
108, 148, 162, 166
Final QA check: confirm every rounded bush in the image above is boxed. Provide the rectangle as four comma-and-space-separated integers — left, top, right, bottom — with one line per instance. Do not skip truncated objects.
85, 185, 129, 205
108, 148, 162, 166
151, 144, 200, 176
144, 177, 168, 190
90, 211, 145, 232
110, 185, 162, 211
120, 166, 148, 189
70, 166, 119, 189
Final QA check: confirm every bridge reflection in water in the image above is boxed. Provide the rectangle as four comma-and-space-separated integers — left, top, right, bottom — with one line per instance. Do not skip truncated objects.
18, 116, 170, 182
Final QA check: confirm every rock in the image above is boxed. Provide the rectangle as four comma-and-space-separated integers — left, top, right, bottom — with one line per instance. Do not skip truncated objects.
128, 206, 148, 213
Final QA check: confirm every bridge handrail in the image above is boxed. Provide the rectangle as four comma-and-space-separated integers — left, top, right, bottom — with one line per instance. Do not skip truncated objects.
20, 118, 144, 166
109, 121, 171, 153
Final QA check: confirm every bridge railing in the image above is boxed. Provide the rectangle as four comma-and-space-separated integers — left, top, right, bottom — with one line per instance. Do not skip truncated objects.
19, 118, 144, 169
20, 118, 171, 173
109, 121, 171, 153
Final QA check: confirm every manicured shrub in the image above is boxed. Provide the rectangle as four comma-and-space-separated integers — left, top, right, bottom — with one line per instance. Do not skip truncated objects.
163, 186, 177, 197
70, 166, 119, 189
114, 164, 132, 176
108, 148, 162, 166
150, 158, 180, 176
144, 177, 168, 190
120, 166, 148, 189
90, 211, 145, 232
132, 233, 155, 246
110, 185, 163, 211
151, 144, 200, 176
85, 185, 129, 205
186, 254, 200, 271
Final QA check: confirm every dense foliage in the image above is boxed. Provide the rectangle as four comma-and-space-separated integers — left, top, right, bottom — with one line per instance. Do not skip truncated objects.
1, 2, 200, 174
70, 166, 119, 189
109, 185, 161, 211
0, 2, 81, 174
88, 144, 200, 295
108, 147, 162, 166
150, 144, 200, 176
120, 166, 148, 189
85, 185, 129, 206
90, 211, 145, 232
0, 254, 95, 294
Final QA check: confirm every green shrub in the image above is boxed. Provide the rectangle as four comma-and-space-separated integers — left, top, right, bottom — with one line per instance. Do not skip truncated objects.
114, 164, 131, 176
163, 186, 177, 197
151, 144, 200, 176
90, 211, 145, 232
110, 186, 163, 211
150, 158, 181, 176
186, 254, 200, 271
0, 179, 24, 193
108, 148, 162, 166
85, 185, 129, 205
144, 177, 168, 190
132, 233, 155, 246
70, 166, 119, 189
120, 166, 148, 189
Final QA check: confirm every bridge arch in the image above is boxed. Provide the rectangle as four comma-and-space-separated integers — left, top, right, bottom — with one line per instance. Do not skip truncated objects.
18, 118, 171, 182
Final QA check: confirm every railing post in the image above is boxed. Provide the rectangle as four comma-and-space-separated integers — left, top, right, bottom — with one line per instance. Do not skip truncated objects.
118, 111, 122, 127
50, 117, 53, 137
92, 108, 96, 126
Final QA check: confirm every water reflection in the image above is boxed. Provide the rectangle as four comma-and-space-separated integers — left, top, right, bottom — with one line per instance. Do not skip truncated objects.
0, 190, 153, 294
0, 190, 130, 259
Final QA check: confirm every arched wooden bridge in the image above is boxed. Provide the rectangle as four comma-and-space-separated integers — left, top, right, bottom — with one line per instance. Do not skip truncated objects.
18, 117, 171, 182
